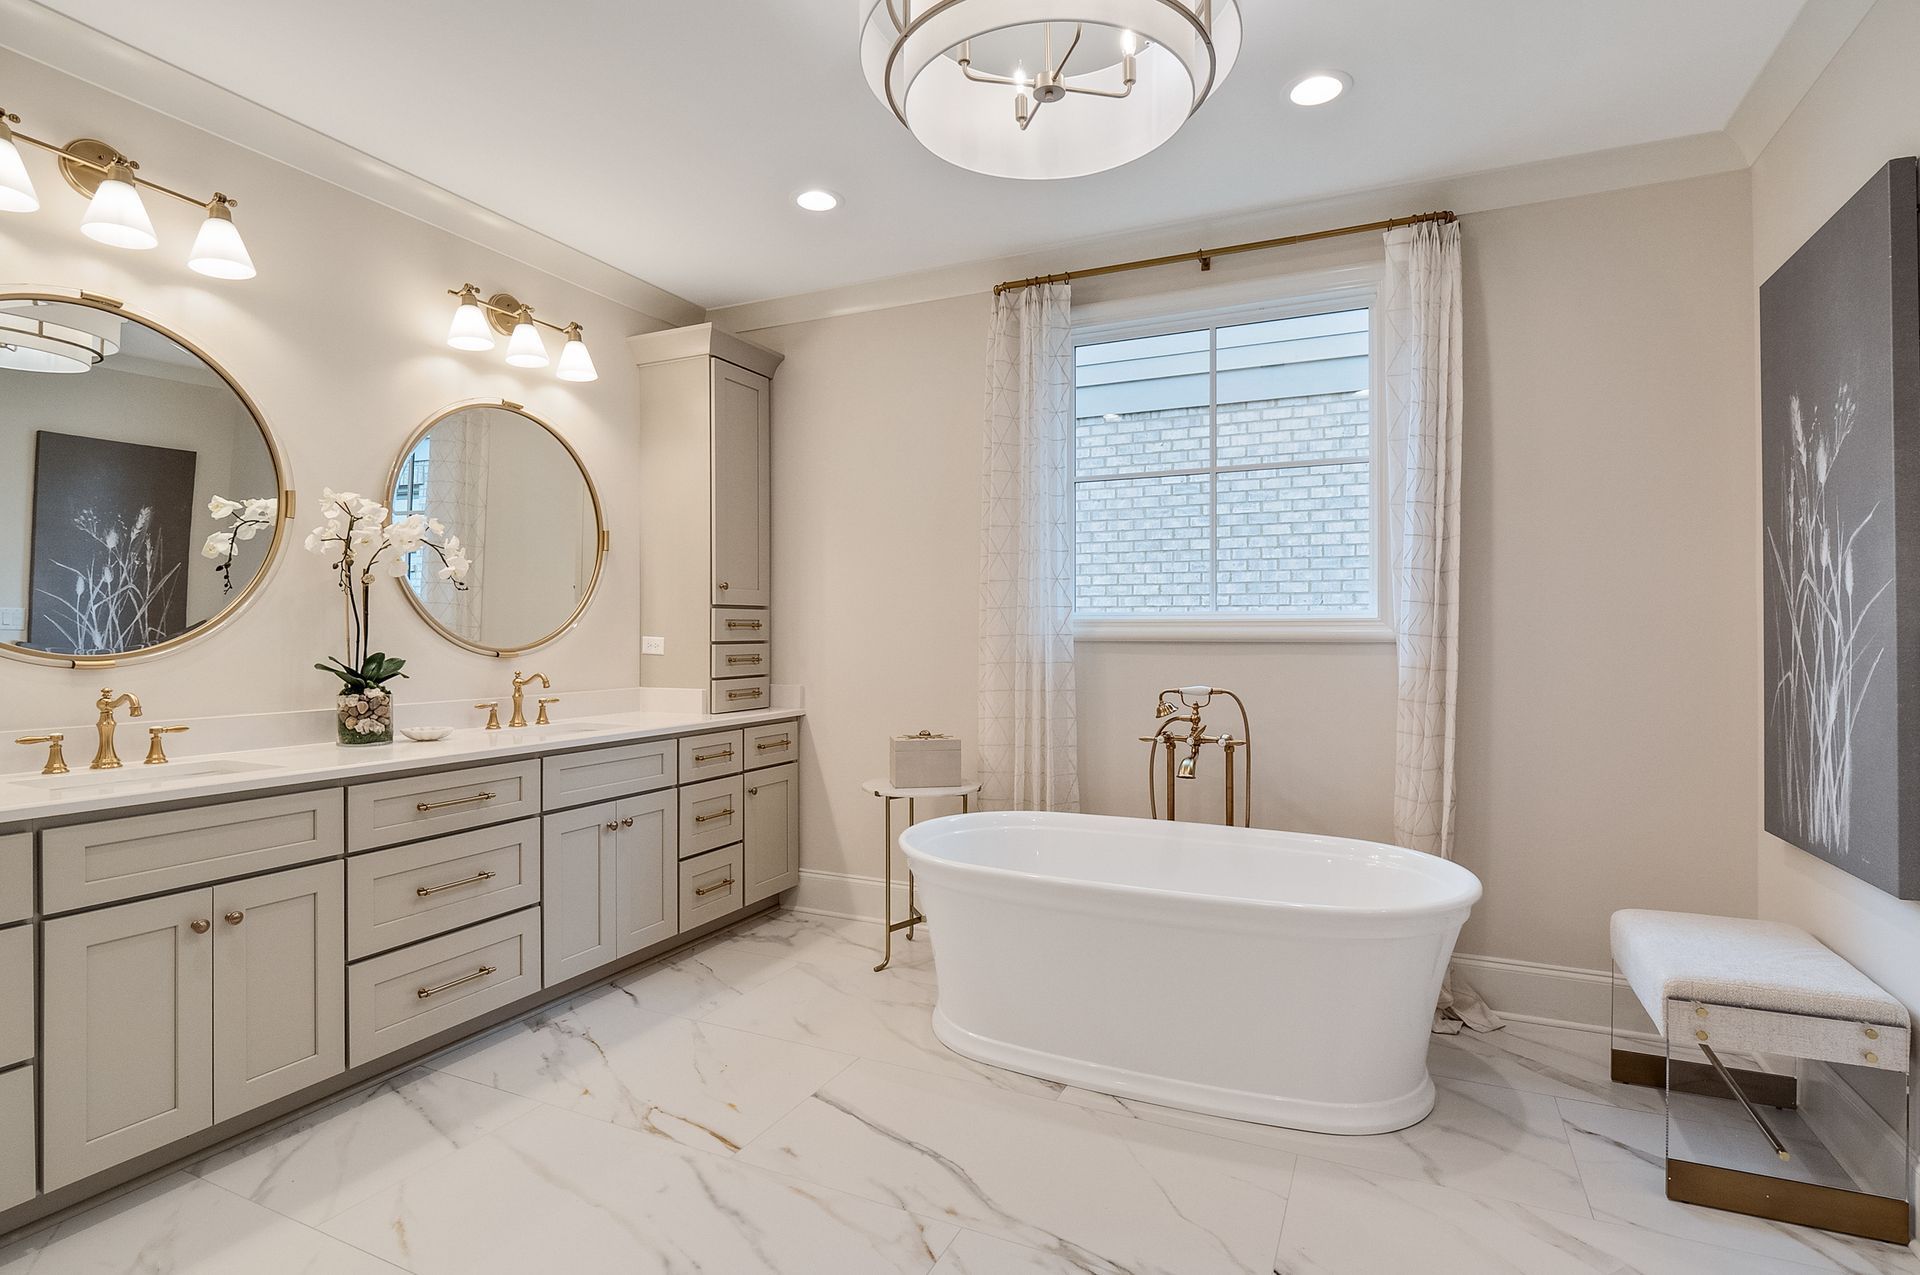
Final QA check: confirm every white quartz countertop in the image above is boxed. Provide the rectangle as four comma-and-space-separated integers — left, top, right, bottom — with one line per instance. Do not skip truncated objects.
0, 706, 803, 825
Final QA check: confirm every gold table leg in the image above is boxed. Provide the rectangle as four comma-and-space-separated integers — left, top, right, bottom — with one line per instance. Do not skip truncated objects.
874, 794, 894, 972
905, 797, 917, 941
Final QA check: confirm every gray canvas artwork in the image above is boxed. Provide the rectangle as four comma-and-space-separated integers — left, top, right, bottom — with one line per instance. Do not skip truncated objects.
27, 431, 198, 656
1761, 157, 1920, 899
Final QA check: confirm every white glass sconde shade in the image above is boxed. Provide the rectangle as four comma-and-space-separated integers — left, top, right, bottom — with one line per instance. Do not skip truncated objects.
80, 165, 158, 250
0, 121, 39, 213
187, 201, 256, 279
505, 319, 548, 368
858, 0, 1243, 180
446, 300, 496, 351
556, 331, 598, 382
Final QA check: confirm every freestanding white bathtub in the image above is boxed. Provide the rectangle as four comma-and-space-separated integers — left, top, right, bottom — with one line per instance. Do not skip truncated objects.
899, 811, 1482, 1134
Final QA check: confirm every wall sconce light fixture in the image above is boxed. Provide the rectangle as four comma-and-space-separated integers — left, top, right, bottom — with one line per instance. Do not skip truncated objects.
0, 107, 256, 280
445, 284, 598, 383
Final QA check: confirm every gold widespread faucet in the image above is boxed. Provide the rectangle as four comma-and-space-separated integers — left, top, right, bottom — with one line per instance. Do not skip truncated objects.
508, 671, 550, 728
91, 687, 143, 770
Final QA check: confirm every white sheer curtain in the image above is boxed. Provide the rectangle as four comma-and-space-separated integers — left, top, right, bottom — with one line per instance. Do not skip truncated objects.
420, 411, 490, 642
979, 282, 1079, 812
1383, 220, 1497, 1033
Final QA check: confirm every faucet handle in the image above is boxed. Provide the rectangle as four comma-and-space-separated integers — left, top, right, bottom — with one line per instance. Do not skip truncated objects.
536, 697, 559, 726
474, 702, 502, 731
16, 734, 69, 776
144, 725, 189, 767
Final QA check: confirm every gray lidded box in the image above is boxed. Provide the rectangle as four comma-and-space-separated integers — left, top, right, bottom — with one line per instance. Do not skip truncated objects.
889, 731, 962, 789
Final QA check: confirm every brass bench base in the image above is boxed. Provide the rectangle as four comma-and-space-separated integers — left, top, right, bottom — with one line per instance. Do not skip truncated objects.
1667, 1159, 1910, 1245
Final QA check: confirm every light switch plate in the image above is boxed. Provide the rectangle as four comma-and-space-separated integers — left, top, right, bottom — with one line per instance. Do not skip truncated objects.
641, 636, 665, 656
0, 607, 22, 630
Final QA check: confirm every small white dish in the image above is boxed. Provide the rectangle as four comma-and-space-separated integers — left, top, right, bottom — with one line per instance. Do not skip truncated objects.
401, 727, 452, 742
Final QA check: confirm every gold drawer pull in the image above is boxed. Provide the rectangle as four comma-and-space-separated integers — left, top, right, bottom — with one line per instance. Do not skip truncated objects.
727, 688, 763, 701
694, 806, 735, 824
416, 869, 497, 897
755, 737, 790, 751
416, 790, 496, 813
693, 747, 735, 763
417, 965, 496, 999
725, 619, 763, 631
725, 654, 763, 666
694, 877, 735, 897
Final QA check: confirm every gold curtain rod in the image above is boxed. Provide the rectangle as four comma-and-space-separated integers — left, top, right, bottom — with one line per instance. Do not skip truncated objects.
991, 209, 1457, 296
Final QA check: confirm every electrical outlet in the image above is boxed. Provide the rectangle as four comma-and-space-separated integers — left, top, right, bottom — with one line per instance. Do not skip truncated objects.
642, 635, 665, 656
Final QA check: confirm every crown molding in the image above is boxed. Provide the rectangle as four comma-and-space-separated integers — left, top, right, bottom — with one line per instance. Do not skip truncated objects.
0, 0, 704, 328
1723, 0, 1873, 165
712, 130, 1747, 334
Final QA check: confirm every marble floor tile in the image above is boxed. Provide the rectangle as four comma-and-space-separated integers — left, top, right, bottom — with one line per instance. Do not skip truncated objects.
703, 960, 1062, 1098
1273, 1156, 1829, 1275
0, 1172, 402, 1274
428, 983, 854, 1155
321, 1102, 956, 1274
610, 934, 797, 1018
1559, 1098, 1920, 1274
191, 1067, 537, 1226
1427, 1021, 1753, 1127
930, 1230, 1094, 1274
714, 908, 939, 983
1059, 1073, 1590, 1216
738, 1057, 1294, 1275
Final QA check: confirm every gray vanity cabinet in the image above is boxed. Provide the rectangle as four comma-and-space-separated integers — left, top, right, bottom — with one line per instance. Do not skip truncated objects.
0, 1066, 32, 1212
711, 359, 772, 609
40, 862, 346, 1191
613, 790, 678, 955
742, 763, 801, 905
544, 789, 680, 985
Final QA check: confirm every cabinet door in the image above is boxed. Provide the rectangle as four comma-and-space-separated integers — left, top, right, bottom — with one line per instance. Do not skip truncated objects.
0, 1064, 32, 1212
42, 890, 214, 1191
543, 802, 616, 984
711, 360, 771, 607
742, 762, 800, 905
614, 790, 677, 956
212, 861, 346, 1122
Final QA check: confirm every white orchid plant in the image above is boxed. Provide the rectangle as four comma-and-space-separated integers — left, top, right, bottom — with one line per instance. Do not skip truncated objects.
305, 488, 472, 695
201, 495, 279, 594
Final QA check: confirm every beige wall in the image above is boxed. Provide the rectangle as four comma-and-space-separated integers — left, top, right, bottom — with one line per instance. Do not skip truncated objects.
747, 169, 1761, 973
1750, 0, 1920, 1086
0, 49, 666, 736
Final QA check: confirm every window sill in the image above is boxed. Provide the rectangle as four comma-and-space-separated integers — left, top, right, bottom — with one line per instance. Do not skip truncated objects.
1072, 616, 1396, 644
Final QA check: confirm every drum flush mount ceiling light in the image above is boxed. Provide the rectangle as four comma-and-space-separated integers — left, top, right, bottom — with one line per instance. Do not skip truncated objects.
859, 0, 1242, 180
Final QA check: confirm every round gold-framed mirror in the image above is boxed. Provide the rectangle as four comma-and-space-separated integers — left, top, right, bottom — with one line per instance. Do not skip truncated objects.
0, 290, 290, 668
387, 399, 606, 657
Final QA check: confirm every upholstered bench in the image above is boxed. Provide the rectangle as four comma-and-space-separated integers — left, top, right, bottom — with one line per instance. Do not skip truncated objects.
1610, 909, 1911, 1244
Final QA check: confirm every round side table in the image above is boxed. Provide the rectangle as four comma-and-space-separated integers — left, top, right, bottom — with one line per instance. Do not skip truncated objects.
860, 778, 981, 971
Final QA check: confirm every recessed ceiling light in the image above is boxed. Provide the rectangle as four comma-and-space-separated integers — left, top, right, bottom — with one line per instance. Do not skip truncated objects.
795, 189, 840, 212
1288, 72, 1350, 107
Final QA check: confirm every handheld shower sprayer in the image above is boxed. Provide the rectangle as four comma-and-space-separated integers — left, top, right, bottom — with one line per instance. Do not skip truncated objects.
1138, 685, 1252, 826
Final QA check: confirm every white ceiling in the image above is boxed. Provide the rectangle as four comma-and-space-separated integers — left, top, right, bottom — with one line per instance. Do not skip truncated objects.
20, 0, 1810, 310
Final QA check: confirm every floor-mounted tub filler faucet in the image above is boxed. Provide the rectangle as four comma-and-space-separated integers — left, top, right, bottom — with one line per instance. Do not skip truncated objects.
1139, 685, 1252, 826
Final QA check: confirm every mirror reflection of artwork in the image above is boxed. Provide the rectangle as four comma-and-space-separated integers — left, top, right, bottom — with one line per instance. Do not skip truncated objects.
1761, 157, 1920, 899
391, 404, 602, 654
1, 296, 282, 661
27, 432, 196, 654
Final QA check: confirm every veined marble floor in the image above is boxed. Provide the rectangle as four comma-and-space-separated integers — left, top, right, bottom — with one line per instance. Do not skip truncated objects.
3, 909, 1917, 1274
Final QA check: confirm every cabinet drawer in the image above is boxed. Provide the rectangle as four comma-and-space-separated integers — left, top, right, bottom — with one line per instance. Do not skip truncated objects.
0, 1065, 32, 1213
348, 908, 541, 1067
348, 761, 540, 852
743, 721, 801, 770
0, 832, 28, 925
710, 677, 771, 714
543, 740, 676, 810
711, 608, 770, 642
42, 790, 344, 914
679, 775, 743, 858
679, 844, 744, 932
711, 643, 769, 679
347, 820, 542, 960
0, 927, 30, 1069
679, 730, 743, 782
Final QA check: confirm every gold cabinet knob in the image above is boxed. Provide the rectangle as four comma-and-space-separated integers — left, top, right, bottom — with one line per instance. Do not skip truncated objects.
605, 821, 620, 832
717, 581, 730, 590
224, 911, 245, 925
190, 919, 211, 934
619, 817, 635, 828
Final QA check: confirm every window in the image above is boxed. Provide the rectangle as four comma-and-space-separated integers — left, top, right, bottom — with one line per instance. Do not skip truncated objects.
392, 435, 432, 591
1072, 298, 1383, 637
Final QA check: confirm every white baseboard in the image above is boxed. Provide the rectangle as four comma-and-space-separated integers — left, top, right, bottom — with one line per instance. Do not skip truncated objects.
1450, 952, 1657, 1036
792, 869, 916, 924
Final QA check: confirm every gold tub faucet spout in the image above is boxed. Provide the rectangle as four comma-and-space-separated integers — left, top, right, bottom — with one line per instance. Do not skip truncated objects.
508, 671, 550, 728
92, 688, 143, 770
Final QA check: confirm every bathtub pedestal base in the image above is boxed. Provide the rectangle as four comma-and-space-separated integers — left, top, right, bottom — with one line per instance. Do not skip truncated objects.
931, 1007, 1438, 1136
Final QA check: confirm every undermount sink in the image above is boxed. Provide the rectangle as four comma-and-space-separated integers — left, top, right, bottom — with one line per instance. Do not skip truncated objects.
10, 758, 283, 794
480, 722, 621, 745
